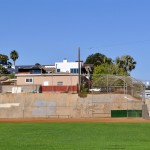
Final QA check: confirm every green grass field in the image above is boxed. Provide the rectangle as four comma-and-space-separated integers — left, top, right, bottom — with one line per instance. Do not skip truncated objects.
0, 122, 150, 150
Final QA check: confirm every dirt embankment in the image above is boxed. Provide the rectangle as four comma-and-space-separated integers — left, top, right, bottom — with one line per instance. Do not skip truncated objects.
0, 118, 150, 123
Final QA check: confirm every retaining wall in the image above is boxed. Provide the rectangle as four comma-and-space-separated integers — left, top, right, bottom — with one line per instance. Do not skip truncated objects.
0, 93, 142, 118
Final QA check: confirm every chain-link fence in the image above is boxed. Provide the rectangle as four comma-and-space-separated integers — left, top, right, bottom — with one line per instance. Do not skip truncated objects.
81, 74, 145, 101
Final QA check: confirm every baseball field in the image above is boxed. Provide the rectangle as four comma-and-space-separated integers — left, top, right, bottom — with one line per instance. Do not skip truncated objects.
0, 119, 150, 150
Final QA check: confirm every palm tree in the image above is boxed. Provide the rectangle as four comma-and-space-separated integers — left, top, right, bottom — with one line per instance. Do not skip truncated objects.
10, 50, 19, 66
115, 55, 136, 73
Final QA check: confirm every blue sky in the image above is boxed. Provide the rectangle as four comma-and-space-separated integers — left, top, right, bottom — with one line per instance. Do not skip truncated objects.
0, 0, 150, 80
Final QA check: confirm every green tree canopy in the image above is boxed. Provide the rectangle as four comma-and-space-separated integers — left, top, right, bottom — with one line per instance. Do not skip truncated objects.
0, 65, 10, 74
85, 53, 112, 66
84, 53, 136, 88
0, 54, 8, 60
92, 63, 128, 82
10, 50, 19, 66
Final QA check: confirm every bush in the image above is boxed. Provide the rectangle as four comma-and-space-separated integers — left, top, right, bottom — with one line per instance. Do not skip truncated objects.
78, 92, 87, 98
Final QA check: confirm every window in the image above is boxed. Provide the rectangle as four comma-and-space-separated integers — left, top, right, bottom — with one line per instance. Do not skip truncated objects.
70, 68, 78, 73
57, 82, 63, 86
57, 69, 60, 72
25, 78, 33, 83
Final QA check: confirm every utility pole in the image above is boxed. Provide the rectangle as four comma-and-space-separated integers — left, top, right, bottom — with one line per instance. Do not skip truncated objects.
78, 47, 81, 92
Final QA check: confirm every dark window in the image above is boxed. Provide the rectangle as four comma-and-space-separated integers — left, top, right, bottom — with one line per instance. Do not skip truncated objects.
70, 69, 73, 73
70, 68, 78, 73
57, 82, 63, 86
25, 78, 33, 83
57, 69, 60, 72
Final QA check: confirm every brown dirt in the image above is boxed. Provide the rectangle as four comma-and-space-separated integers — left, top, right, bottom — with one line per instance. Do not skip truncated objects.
0, 118, 150, 123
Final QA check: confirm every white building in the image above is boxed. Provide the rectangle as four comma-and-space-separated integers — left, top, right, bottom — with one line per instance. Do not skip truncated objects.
55, 59, 83, 73
145, 90, 150, 99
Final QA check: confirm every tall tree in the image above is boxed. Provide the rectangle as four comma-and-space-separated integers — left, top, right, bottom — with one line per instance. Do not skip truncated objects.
115, 55, 136, 73
85, 53, 112, 66
10, 50, 19, 66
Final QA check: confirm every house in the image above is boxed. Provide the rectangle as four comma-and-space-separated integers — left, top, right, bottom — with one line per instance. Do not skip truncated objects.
16, 59, 92, 75
15, 63, 78, 93
55, 58, 83, 73
16, 73, 78, 93
14, 59, 94, 93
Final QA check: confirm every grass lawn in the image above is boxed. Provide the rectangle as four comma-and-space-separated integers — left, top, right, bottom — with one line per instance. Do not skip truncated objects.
0, 122, 150, 150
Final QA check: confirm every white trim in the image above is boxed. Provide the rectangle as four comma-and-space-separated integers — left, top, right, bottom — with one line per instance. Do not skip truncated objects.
16, 73, 79, 77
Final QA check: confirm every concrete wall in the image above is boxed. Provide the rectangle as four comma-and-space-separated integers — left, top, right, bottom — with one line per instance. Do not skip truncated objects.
0, 93, 142, 118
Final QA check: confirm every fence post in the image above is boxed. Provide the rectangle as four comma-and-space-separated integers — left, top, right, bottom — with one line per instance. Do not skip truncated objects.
107, 74, 108, 93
